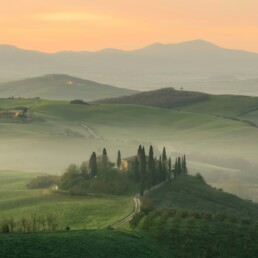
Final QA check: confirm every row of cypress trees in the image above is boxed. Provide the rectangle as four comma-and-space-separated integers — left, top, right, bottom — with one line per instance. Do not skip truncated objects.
134, 145, 188, 196
88, 146, 187, 196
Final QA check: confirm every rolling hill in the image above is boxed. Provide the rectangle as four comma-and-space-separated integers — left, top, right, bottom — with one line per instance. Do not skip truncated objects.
1, 40, 258, 94
95, 88, 209, 108
1, 98, 258, 201
133, 175, 258, 258
0, 74, 137, 101
96, 88, 258, 125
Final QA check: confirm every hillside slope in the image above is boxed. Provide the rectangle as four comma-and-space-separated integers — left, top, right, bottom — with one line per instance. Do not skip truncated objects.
95, 88, 209, 108
147, 175, 258, 218
96, 88, 258, 125
0, 74, 137, 101
133, 175, 258, 258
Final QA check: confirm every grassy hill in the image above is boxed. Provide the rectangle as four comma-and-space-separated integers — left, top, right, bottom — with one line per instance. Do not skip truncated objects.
147, 175, 258, 219
0, 74, 137, 101
96, 88, 258, 126
0, 230, 162, 258
95, 88, 209, 108
132, 175, 258, 257
0, 98, 258, 201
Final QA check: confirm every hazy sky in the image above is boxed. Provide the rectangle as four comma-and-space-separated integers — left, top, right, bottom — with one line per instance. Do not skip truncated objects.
1, 0, 258, 52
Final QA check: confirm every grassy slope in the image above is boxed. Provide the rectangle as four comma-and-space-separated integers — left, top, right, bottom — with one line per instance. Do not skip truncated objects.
95, 88, 208, 108
135, 175, 258, 257
0, 171, 132, 230
0, 230, 162, 258
180, 95, 258, 117
0, 74, 137, 101
148, 175, 258, 218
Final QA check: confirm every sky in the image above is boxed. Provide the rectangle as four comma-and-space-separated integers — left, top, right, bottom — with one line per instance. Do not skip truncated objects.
0, 0, 258, 53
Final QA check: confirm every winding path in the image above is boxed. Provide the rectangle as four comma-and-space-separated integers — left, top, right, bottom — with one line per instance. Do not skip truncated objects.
109, 180, 170, 229
80, 123, 101, 139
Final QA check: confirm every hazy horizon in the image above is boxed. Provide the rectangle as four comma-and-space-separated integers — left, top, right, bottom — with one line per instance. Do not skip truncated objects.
1, 0, 258, 53
1, 39, 258, 54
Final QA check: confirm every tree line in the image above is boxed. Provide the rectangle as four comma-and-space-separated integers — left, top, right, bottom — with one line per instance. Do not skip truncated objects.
0, 213, 59, 233
58, 145, 188, 196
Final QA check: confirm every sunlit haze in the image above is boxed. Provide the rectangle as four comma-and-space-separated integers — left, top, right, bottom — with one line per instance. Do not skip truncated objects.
1, 0, 258, 52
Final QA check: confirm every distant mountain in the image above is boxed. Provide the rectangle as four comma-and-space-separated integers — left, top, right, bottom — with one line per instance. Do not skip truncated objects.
95, 88, 209, 109
0, 74, 137, 101
1, 40, 258, 94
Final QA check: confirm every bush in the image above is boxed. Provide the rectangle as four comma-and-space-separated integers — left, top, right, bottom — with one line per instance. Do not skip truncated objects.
70, 99, 88, 105
27, 175, 60, 189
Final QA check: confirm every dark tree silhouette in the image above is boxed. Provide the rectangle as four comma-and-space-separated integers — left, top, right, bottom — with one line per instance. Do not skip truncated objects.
89, 152, 97, 177
117, 150, 122, 168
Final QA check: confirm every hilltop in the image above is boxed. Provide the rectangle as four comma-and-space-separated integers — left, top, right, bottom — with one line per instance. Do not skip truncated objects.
96, 88, 258, 126
1, 40, 258, 94
0, 74, 137, 101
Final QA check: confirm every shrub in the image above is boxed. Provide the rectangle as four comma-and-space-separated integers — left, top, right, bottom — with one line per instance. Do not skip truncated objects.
27, 175, 60, 189
70, 99, 88, 105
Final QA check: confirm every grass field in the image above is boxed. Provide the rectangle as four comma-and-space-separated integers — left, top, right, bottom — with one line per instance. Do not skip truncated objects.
0, 230, 162, 258
0, 171, 133, 230
180, 95, 258, 117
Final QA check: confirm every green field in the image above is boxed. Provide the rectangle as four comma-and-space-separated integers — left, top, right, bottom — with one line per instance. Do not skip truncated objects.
0, 230, 161, 258
0, 171, 133, 230
180, 95, 258, 117
0, 98, 258, 201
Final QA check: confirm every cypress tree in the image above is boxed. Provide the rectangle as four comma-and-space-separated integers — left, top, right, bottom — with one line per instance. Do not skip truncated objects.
140, 147, 146, 196
182, 155, 188, 175
178, 157, 182, 175
162, 147, 167, 181
158, 156, 162, 183
89, 152, 97, 177
102, 148, 108, 169
117, 150, 121, 168
148, 145, 155, 189
162, 147, 167, 162
168, 157, 172, 181
133, 157, 140, 182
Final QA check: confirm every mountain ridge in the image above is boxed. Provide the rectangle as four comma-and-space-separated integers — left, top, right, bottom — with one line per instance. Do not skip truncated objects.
1, 39, 258, 93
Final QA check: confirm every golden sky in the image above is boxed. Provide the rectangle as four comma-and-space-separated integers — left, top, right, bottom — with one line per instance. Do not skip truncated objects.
1, 0, 258, 52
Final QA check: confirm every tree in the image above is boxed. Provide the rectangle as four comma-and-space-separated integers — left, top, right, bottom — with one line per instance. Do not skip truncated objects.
89, 152, 97, 177
162, 147, 168, 181
158, 156, 163, 183
133, 157, 140, 182
168, 157, 172, 181
140, 147, 147, 196
81, 161, 88, 178
102, 148, 108, 169
148, 145, 155, 188
117, 150, 122, 168
182, 155, 188, 175
162, 147, 167, 162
